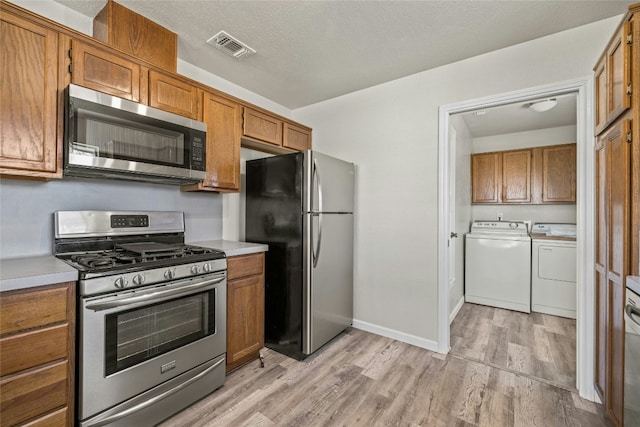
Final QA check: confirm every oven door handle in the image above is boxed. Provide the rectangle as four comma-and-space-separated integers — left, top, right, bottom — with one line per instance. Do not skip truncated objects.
84, 356, 225, 427
85, 276, 225, 311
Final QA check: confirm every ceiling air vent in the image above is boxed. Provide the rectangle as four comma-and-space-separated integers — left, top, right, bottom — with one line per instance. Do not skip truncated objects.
206, 31, 256, 60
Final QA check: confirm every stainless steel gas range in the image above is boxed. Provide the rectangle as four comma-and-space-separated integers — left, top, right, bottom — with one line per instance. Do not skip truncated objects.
54, 210, 226, 427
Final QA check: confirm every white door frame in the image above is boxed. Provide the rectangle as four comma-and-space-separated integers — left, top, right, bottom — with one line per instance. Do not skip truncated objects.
437, 77, 597, 401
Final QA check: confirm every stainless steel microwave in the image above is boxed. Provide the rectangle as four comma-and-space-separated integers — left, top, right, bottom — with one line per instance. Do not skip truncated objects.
65, 84, 206, 185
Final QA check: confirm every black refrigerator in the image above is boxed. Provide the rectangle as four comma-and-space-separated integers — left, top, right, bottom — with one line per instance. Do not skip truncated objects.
246, 150, 355, 359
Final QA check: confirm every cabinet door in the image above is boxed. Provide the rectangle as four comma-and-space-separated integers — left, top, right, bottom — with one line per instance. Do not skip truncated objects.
594, 58, 608, 135
283, 122, 311, 151
243, 107, 283, 146
502, 149, 531, 203
0, 12, 60, 178
203, 93, 241, 191
227, 257, 264, 372
605, 22, 632, 125
71, 39, 142, 102
594, 138, 608, 401
471, 152, 501, 203
148, 71, 198, 119
605, 119, 630, 426
542, 144, 576, 203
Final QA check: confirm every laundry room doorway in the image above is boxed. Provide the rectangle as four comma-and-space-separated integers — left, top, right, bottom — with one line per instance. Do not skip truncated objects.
437, 78, 596, 401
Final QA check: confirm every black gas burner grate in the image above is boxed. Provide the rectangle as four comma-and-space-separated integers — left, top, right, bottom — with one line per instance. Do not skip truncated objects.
63, 244, 224, 272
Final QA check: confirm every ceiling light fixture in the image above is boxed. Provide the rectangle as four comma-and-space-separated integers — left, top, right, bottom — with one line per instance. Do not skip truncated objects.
529, 98, 557, 112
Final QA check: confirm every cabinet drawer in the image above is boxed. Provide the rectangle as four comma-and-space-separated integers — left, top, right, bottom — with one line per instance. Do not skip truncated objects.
0, 361, 68, 426
0, 284, 69, 335
21, 407, 68, 427
227, 253, 264, 280
0, 324, 68, 376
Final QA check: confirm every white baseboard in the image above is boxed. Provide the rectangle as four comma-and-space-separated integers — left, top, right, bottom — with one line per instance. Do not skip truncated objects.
449, 296, 465, 324
352, 319, 440, 353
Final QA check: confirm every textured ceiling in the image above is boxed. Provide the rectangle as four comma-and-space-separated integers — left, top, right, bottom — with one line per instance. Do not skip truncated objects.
55, 0, 632, 109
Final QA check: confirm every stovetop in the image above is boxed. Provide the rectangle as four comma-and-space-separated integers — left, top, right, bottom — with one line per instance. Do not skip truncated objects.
57, 242, 225, 275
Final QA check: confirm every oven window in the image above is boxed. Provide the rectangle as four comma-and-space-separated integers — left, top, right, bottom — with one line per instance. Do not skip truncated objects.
104, 290, 215, 376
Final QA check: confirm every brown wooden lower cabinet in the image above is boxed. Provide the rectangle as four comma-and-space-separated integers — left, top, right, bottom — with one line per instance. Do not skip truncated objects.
0, 282, 75, 427
226, 252, 265, 373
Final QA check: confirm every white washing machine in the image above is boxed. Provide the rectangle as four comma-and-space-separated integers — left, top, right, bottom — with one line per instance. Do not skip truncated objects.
531, 223, 577, 319
465, 221, 531, 313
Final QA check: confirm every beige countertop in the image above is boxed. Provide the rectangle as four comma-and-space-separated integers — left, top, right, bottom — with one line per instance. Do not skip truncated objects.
190, 240, 268, 257
0, 241, 267, 293
0, 256, 78, 293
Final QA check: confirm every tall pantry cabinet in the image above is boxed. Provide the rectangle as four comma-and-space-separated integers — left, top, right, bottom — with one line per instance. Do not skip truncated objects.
593, 4, 639, 426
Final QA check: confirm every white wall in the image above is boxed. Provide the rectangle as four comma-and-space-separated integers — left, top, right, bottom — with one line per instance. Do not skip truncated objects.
293, 17, 619, 346
0, 177, 222, 258
471, 125, 577, 225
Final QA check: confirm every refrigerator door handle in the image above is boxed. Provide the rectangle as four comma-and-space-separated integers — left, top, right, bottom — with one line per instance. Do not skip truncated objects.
312, 159, 323, 268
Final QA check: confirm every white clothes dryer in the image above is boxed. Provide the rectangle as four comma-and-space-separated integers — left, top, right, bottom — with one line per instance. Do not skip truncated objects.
530, 223, 577, 319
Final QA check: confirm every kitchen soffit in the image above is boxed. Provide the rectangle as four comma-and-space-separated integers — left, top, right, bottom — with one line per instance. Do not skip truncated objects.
55, 0, 633, 109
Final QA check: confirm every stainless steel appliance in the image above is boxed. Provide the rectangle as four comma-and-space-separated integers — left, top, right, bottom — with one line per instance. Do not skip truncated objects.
625, 276, 640, 426
65, 84, 206, 184
246, 150, 354, 359
54, 211, 226, 427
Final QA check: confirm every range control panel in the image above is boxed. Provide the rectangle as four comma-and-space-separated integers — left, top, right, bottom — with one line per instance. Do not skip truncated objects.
470, 221, 529, 234
111, 215, 149, 228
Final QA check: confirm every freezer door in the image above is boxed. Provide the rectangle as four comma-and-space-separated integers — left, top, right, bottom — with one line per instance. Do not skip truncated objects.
246, 153, 305, 358
305, 151, 355, 214
303, 212, 354, 355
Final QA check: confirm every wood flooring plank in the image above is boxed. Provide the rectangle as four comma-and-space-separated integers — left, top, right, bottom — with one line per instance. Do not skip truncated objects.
160, 326, 610, 427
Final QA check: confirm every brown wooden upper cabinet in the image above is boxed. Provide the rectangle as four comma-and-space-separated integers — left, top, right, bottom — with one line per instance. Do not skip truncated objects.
0, 10, 62, 179
471, 152, 501, 203
182, 93, 242, 193
148, 71, 199, 120
472, 143, 576, 205
538, 144, 576, 203
70, 39, 143, 102
501, 149, 531, 203
243, 107, 283, 146
594, 21, 633, 136
283, 122, 312, 151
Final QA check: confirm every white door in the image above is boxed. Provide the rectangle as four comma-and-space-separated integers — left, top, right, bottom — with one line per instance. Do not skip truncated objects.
448, 126, 457, 291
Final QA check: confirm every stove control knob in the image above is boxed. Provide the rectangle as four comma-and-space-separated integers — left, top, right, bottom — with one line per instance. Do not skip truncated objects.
164, 269, 174, 280
114, 277, 128, 289
190, 265, 200, 275
132, 274, 145, 286
203, 263, 211, 273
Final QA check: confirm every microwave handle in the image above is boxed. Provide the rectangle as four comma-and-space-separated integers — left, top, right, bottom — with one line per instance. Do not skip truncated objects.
85, 276, 224, 311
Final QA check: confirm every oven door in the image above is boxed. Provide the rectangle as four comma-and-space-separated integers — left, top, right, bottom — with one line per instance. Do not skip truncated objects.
79, 271, 226, 422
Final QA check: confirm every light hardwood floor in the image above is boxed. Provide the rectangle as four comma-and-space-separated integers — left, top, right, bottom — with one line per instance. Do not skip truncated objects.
450, 303, 577, 390
160, 325, 609, 426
